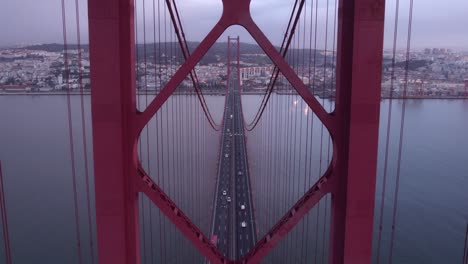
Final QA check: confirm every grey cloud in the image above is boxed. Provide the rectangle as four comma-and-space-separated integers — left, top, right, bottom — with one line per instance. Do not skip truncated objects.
1, 0, 467, 50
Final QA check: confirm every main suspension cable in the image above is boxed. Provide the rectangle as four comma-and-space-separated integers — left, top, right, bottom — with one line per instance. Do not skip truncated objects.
166, 0, 222, 131
244, 0, 306, 131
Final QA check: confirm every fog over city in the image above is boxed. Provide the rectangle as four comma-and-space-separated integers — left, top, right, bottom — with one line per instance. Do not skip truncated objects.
1, 0, 468, 50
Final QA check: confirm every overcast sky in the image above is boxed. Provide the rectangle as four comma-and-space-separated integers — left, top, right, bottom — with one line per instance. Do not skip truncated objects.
1, 0, 467, 50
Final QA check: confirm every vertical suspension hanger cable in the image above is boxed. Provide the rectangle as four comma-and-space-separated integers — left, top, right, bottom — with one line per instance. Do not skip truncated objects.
293, 17, 302, 262
0, 162, 12, 264
285, 25, 297, 263
261, 69, 267, 235
321, 0, 338, 262
245, 0, 306, 131
272, 64, 281, 252
171, 24, 178, 260
299, 7, 307, 257
162, 1, 168, 260
148, 0, 159, 261
167, 13, 173, 259
141, 0, 150, 261
73, 0, 95, 262
300, 2, 311, 260
311, 0, 320, 262
135, 0, 143, 162
196, 91, 201, 232
190, 77, 196, 259
267, 80, 273, 231
154, 0, 164, 261
298, 1, 308, 259
174, 44, 181, 264
291, 10, 303, 261
317, 0, 330, 261
376, 0, 400, 262
389, 1, 413, 262
304, 0, 316, 260
243, 0, 299, 130
463, 223, 468, 264
167, 0, 221, 131
280, 65, 289, 259
60, 1, 83, 263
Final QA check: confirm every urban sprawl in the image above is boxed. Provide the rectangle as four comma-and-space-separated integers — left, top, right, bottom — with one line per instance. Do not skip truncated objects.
1, 45, 467, 98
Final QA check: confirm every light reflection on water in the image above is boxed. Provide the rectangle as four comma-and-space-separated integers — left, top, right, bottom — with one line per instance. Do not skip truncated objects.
0, 95, 466, 263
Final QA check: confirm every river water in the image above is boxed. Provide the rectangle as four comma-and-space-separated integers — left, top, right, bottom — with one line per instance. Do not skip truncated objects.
0, 94, 466, 263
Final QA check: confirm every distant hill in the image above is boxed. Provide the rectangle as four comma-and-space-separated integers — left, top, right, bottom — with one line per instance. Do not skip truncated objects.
17, 42, 326, 65
394, 59, 433, 70
21, 43, 89, 52
134, 41, 272, 64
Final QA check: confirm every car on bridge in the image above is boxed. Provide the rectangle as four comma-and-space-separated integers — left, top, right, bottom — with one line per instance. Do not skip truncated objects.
240, 204, 245, 210
241, 221, 247, 228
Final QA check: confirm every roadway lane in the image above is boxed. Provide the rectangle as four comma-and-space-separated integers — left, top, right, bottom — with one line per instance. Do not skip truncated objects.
231, 77, 256, 258
211, 69, 256, 260
210, 89, 234, 257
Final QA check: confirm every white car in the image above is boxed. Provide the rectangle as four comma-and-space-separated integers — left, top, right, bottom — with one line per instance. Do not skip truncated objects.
227, 196, 231, 202
241, 221, 247, 228
230, 114, 233, 119
240, 204, 245, 210
225, 153, 229, 158
238, 171, 243, 176
222, 190, 227, 196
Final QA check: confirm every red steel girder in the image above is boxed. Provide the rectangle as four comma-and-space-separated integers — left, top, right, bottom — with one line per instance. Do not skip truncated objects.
88, 0, 385, 263
136, 0, 330, 134
328, 0, 385, 263
136, 167, 228, 264
88, 1, 140, 263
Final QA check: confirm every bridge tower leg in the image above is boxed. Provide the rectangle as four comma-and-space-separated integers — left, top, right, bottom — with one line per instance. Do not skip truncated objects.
88, 0, 140, 264
330, 0, 385, 263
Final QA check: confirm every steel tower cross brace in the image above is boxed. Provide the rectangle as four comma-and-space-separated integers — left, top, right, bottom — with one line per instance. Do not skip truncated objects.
88, 0, 385, 263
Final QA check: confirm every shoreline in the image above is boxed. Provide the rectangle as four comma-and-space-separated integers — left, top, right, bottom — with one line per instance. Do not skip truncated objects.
0, 91, 467, 100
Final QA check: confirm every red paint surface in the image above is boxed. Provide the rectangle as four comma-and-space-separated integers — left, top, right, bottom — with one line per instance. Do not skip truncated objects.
88, 0, 385, 263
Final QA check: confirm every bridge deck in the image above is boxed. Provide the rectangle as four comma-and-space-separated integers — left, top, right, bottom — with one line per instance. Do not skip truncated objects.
211, 72, 256, 259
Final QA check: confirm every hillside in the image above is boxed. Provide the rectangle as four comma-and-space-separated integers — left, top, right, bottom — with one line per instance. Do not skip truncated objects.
19, 42, 326, 65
